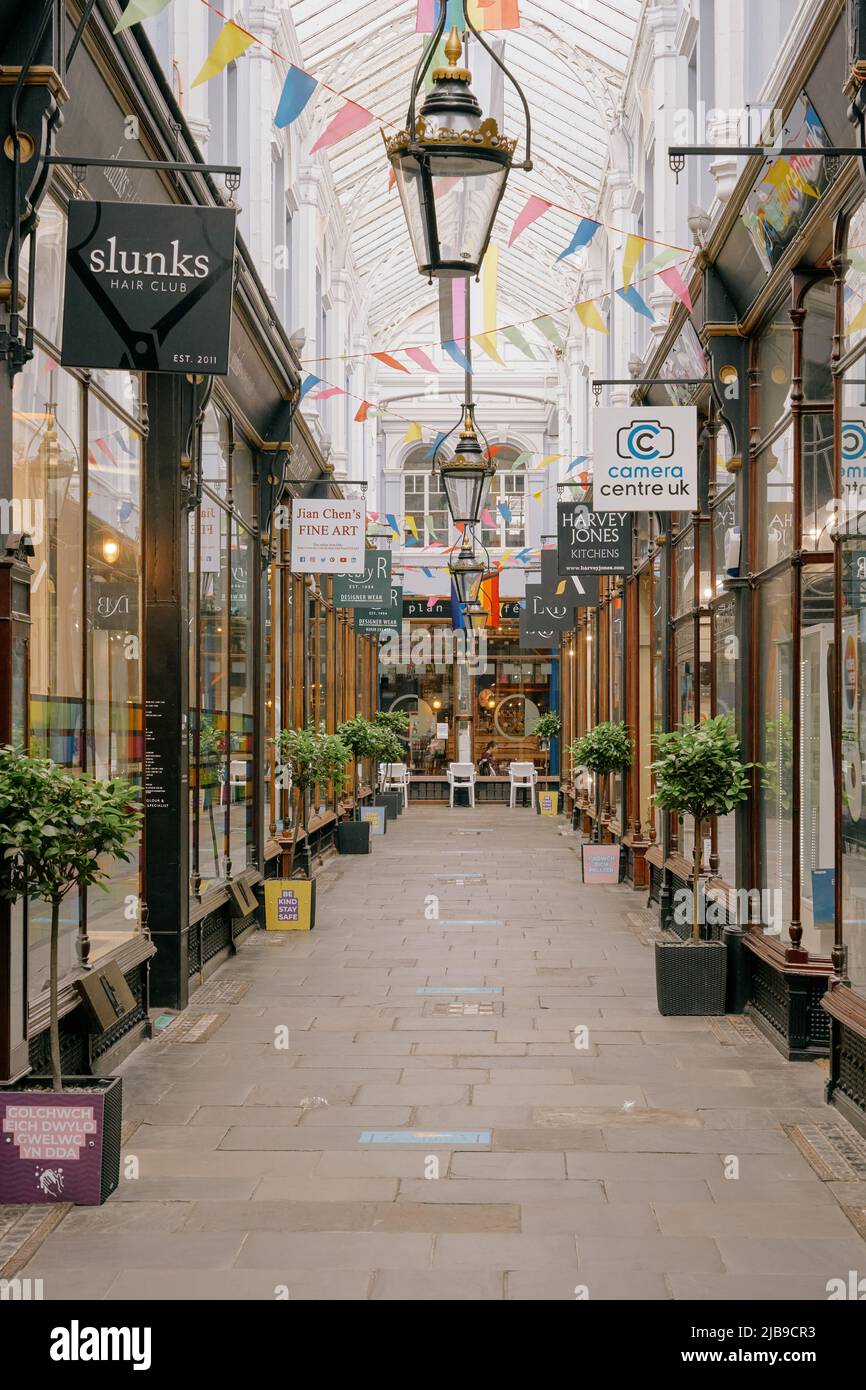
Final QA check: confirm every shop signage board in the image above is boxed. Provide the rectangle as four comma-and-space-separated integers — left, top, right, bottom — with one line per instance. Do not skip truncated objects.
354, 583, 402, 635
61, 201, 237, 374
593, 406, 698, 511
518, 614, 560, 649
264, 879, 314, 931
582, 844, 621, 884
360, 806, 386, 836
556, 504, 632, 576
523, 584, 574, 631
0, 1089, 108, 1204
332, 550, 392, 605
291, 500, 366, 575
840, 409, 866, 529
90, 579, 138, 631
539, 791, 559, 816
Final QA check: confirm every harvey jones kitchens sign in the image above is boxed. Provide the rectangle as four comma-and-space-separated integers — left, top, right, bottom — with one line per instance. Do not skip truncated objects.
60, 201, 237, 374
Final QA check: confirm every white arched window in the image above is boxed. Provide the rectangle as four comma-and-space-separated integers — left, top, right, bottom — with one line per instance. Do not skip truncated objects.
477, 445, 527, 550
402, 446, 450, 545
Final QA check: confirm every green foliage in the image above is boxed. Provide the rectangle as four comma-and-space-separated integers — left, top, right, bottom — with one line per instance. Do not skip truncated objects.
534, 712, 562, 740
375, 726, 404, 766
274, 723, 351, 799
650, 716, 755, 823
336, 715, 381, 762
0, 745, 141, 907
375, 709, 410, 737
569, 721, 633, 775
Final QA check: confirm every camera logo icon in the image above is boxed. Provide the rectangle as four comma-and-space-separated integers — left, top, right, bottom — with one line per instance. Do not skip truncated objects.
842, 420, 866, 462
616, 420, 675, 461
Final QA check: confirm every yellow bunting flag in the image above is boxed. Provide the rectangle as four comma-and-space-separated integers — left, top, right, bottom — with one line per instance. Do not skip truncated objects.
622, 234, 647, 290
848, 301, 866, 335
405, 514, 419, 541
475, 244, 505, 365
539, 453, 562, 469
576, 299, 608, 335
192, 20, 255, 87
531, 490, 543, 500
403, 421, 422, 443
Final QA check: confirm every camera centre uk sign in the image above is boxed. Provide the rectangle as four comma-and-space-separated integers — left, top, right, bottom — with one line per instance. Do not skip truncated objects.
556, 504, 632, 577
61, 201, 237, 374
290, 499, 366, 574
593, 406, 698, 510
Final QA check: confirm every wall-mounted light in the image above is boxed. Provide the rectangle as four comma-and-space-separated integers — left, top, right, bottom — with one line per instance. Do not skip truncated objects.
102, 538, 120, 565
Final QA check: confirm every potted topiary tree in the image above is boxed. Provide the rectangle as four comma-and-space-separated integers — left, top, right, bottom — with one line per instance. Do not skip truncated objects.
0, 745, 141, 1205
649, 715, 756, 1015
374, 710, 410, 819
533, 711, 561, 801
569, 721, 633, 875
335, 715, 379, 853
273, 723, 351, 924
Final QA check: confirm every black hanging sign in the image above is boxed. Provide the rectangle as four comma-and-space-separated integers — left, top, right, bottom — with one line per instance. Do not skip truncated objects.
518, 613, 560, 648
523, 584, 575, 631
354, 583, 403, 635
557, 503, 632, 577
61, 201, 237, 374
332, 551, 392, 607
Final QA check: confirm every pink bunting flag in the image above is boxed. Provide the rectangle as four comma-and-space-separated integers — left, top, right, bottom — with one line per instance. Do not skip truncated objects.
310, 99, 373, 155
405, 346, 439, 373
508, 195, 551, 247
309, 386, 345, 400
658, 265, 693, 313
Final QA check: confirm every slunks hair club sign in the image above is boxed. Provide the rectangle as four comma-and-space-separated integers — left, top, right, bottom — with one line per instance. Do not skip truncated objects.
61, 201, 237, 374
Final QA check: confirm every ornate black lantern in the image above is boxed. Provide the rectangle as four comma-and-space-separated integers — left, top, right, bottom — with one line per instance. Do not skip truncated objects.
385, 12, 531, 280
449, 534, 485, 606
462, 600, 488, 631
437, 413, 494, 526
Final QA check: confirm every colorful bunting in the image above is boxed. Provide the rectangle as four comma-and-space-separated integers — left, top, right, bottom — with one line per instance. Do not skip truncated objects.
192, 21, 256, 88
385, 514, 401, 538
275, 66, 317, 128
416, 0, 463, 31
372, 351, 410, 372
403, 421, 423, 443
468, 0, 520, 31
309, 386, 344, 400
621, 234, 647, 289
442, 339, 473, 373
576, 299, 608, 335
556, 218, 600, 262
538, 453, 562, 469
641, 246, 686, 276
501, 325, 536, 360
510, 451, 533, 469
534, 315, 565, 349
848, 301, 866, 334
658, 265, 694, 312
299, 374, 322, 402
405, 514, 419, 541
114, 0, 173, 31
405, 346, 439, 373
426, 430, 449, 457
566, 455, 590, 475
508, 195, 551, 247
354, 400, 373, 422
498, 501, 513, 525
616, 284, 655, 322
310, 100, 373, 155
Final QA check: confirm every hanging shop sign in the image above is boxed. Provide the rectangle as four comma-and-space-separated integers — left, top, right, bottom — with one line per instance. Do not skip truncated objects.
354, 584, 403, 635
518, 614, 560, 649
556, 504, 632, 576
740, 95, 830, 275
60, 201, 237, 374
401, 598, 521, 620
290, 499, 365, 574
89, 578, 139, 632
523, 584, 574, 631
593, 406, 698, 511
332, 550, 392, 605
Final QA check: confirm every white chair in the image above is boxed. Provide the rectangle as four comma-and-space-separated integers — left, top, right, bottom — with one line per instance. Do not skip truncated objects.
380, 761, 410, 809
508, 761, 538, 810
446, 762, 476, 808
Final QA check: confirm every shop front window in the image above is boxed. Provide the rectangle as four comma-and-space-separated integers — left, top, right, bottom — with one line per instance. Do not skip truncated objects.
757, 571, 793, 936
755, 423, 794, 570
714, 595, 737, 886
229, 520, 255, 869
798, 566, 834, 955
842, 541, 866, 993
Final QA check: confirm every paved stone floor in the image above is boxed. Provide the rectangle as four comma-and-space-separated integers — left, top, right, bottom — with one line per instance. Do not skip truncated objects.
20, 805, 866, 1300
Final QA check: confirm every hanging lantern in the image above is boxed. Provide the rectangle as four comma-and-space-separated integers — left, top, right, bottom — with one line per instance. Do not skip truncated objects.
449, 538, 485, 606
437, 415, 494, 526
462, 600, 488, 631
385, 23, 528, 280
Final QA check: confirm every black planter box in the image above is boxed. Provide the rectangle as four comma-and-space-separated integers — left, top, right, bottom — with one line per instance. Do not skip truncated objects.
654, 938, 727, 1016
337, 820, 372, 854
0, 1074, 122, 1205
376, 791, 403, 821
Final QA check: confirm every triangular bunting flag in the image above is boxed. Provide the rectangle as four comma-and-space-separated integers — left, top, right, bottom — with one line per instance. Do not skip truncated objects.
403, 421, 422, 443
616, 285, 655, 322
538, 453, 562, 469
641, 246, 684, 276
658, 265, 694, 312
372, 351, 410, 372
498, 501, 512, 525
508, 194, 551, 247
576, 300, 608, 334
192, 20, 255, 87
556, 218, 600, 262
622, 234, 647, 289
474, 333, 506, 365
355, 400, 373, 422
534, 315, 564, 349
298, 374, 322, 402
309, 386, 344, 400
426, 431, 449, 458
442, 340, 473, 373
566, 455, 590, 475
405, 346, 439, 373
310, 100, 373, 155
275, 66, 317, 129
114, 0, 173, 31
501, 325, 535, 360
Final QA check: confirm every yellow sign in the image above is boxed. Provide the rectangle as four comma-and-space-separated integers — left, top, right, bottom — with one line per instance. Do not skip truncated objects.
264, 879, 314, 931
539, 792, 559, 816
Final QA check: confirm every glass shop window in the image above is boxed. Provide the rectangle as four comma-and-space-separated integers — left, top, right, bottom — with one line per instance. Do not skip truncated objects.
842, 537, 866, 995
714, 595, 738, 887
756, 570, 793, 936
757, 306, 794, 441
755, 422, 794, 571
798, 565, 834, 957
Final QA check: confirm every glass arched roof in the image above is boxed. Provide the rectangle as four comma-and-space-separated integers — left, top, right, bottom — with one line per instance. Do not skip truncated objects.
288, 0, 643, 341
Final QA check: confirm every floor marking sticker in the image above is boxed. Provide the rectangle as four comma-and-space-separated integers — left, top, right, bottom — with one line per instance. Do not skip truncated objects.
416, 986, 502, 994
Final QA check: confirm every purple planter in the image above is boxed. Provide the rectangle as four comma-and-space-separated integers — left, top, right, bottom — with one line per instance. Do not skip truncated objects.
0, 1075, 122, 1206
